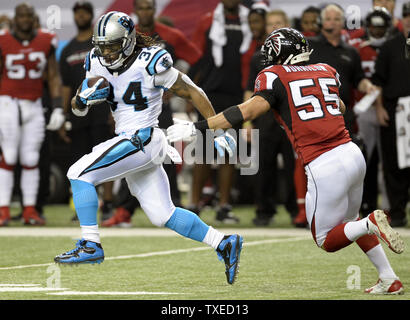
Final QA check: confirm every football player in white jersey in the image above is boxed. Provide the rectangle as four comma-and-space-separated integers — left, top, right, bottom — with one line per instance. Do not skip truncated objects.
54, 12, 242, 285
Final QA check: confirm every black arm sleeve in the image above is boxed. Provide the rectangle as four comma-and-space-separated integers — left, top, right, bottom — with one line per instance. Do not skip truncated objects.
252, 90, 276, 108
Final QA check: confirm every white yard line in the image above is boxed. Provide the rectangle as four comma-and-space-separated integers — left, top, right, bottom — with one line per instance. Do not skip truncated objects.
0, 287, 69, 292
47, 291, 181, 296
1, 227, 409, 237
1, 224, 408, 271
0, 284, 40, 287
0, 227, 314, 237
0, 236, 309, 271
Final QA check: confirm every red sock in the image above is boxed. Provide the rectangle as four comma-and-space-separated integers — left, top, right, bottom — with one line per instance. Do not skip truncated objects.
294, 157, 307, 213
322, 223, 353, 252
356, 234, 380, 253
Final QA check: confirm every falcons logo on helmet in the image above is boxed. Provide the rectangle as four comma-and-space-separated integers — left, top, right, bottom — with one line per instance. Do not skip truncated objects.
268, 32, 285, 56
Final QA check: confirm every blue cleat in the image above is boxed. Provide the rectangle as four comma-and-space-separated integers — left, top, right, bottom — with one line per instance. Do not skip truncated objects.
54, 239, 104, 265
216, 234, 243, 284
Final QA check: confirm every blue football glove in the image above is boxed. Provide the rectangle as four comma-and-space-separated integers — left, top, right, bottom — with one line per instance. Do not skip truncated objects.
214, 130, 236, 157
78, 78, 110, 106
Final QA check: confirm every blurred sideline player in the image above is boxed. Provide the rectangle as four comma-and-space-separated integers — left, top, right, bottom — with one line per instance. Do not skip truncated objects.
53, 12, 243, 285
102, 0, 202, 227
299, 6, 321, 37
349, 0, 403, 39
168, 28, 404, 294
186, 0, 252, 224
0, 3, 64, 226
349, 7, 392, 216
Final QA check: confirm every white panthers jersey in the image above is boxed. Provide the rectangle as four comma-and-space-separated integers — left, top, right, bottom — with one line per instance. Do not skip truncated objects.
85, 46, 178, 135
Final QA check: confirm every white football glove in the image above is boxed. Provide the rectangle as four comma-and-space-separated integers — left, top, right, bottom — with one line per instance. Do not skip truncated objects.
214, 130, 236, 157
167, 118, 197, 142
46, 108, 65, 131
78, 78, 109, 106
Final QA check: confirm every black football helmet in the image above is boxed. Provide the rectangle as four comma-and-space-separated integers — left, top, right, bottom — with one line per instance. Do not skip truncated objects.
365, 7, 392, 46
261, 28, 312, 66
365, 6, 392, 29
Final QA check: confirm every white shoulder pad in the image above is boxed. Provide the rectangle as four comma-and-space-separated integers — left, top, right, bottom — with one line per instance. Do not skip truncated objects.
140, 46, 174, 76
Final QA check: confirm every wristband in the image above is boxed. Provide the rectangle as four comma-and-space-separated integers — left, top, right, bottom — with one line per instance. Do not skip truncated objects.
194, 119, 209, 133
52, 97, 63, 109
222, 105, 244, 126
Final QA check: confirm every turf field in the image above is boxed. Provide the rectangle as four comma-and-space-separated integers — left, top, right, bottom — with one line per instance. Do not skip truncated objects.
0, 204, 409, 301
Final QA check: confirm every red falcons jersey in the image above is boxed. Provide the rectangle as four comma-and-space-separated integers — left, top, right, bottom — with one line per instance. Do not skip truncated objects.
349, 37, 378, 78
349, 37, 378, 103
0, 29, 57, 100
253, 63, 351, 165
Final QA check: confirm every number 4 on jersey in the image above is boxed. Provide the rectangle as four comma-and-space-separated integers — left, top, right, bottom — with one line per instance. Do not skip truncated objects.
122, 81, 148, 111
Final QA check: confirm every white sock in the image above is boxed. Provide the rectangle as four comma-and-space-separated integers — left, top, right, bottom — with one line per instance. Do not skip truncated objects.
21, 168, 39, 206
344, 218, 369, 241
366, 244, 397, 279
81, 225, 101, 243
202, 227, 225, 249
0, 168, 13, 206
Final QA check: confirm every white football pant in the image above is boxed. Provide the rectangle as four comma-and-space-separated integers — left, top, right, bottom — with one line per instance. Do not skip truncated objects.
0, 96, 45, 206
67, 127, 175, 226
305, 141, 366, 247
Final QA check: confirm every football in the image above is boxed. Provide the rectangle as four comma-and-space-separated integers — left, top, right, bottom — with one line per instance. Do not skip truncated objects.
75, 76, 110, 112
86, 76, 110, 89
76, 76, 110, 97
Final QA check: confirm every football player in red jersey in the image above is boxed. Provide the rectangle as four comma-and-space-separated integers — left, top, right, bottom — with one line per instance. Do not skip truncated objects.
168, 28, 405, 295
0, 3, 64, 226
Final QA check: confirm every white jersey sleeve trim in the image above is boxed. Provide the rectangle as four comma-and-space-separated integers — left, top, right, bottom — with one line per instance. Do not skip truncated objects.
153, 67, 179, 90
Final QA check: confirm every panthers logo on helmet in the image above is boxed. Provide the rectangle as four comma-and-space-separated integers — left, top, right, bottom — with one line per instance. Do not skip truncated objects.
118, 15, 134, 33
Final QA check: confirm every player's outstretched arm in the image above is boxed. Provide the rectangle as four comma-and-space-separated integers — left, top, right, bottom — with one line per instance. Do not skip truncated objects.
167, 95, 270, 143
203, 95, 271, 131
168, 72, 216, 119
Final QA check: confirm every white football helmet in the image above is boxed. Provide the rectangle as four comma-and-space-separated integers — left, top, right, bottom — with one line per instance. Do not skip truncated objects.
92, 11, 137, 69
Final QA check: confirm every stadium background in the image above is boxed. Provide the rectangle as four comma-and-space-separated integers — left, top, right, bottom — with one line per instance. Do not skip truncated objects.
0, 0, 409, 303
3, 0, 408, 205
2, 0, 408, 44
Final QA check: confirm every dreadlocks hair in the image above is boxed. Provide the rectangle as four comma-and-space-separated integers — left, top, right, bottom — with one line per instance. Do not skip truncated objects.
135, 31, 160, 49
